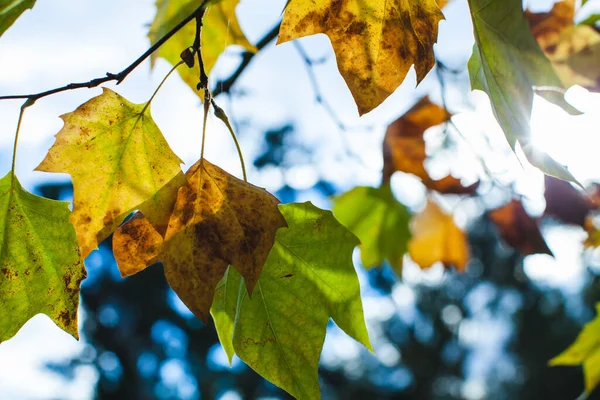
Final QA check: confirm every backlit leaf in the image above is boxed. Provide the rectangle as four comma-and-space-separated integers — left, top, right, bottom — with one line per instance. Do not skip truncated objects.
36, 88, 183, 258
489, 200, 552, 256
332, 185, 411, 274
383, 97, 479, 194
0, 172, 85, 342
116, 158, 286, 323
149, 0, 256, 98
214, 202, 371, 399
408, 200, 469, 271
211, 266, 241, 363
278, 0, 444, 115
550, 303, 600, 393
467, 0, 581, 183
0, 0, 35, 38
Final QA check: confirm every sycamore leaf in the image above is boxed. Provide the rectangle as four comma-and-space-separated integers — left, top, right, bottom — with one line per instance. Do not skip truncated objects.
408, 200, 469, 271
35, 88, 182, 258
550, 303, 600, 393
213, 202, 371, 399
0, 172, 85, 342
467, 0, 581, 184
278, 0, 444, 115
526, 0, 600, 92
211, 265, 241, 363
382, 97, 479, 194
0, 0, 36, 38
489, 200, 552, 256
149, 0, 256, 98
332, 185, 411, 275
115, 158, 286, 323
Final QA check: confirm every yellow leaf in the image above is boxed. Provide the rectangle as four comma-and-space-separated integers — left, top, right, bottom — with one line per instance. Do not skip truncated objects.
278, 0, 444, 115
149, 0, 257, 98
36, 88, 182, 258
114, 158, 287, 323
408, 200, 469, 271
550, 303, 600, 393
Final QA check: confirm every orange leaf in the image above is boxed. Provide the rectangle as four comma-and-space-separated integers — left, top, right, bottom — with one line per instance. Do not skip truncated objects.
382, 97, 478, 194
408, 200, 470, 271
489, 200, 553, 256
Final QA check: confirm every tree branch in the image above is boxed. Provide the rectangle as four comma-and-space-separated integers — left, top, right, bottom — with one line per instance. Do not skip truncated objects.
212, 22, 281, 97
0, 0, 209, 103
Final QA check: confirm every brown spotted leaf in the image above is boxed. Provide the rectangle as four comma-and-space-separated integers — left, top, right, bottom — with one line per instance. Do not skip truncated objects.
383, 97, 478, 194
278, 0, 444, 115
0, 172, 85, 342
489, 200, 553, 256
35, 88, 183, 258
118, 158, 287, 323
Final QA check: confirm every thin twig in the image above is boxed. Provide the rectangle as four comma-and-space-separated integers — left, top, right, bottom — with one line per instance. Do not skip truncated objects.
211, 98, 247, 181
0, 1, 209, 104
212, 22, 281, 97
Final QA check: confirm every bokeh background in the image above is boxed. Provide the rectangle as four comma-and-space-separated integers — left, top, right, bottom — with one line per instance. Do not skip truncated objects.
1, 0, 600, 399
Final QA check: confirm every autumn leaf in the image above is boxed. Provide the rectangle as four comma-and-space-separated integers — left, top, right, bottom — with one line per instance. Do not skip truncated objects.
36, 88, 183, 258
467, 0, 581, 184
332, 185, 411, 275
149, 0, 256, 98
382, 97, 479, 194
0, 172, 85, 342
544, 175, 591, 227
526, 0, 600, 92
584, 217, 600, 249
213, 202, 371, 399
278, 0, 444, 115
0, 0, 36, 38
115, 158, 286, 322
489, 200, 552, 256
549, 303, 600, 393
408, 200, 469, 271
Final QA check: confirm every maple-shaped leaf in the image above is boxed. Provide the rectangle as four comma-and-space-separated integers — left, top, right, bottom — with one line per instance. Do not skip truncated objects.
149, 0, 256, 98
550, 303, 600, 394
382, 97, 479, 194
278, 0, 444, 115
0, 172, 85, 342
489, 200, 553, 256
467, 0, 581, 184
544, 175, 591, 227
114, 158, 286, 323
35, 88, 183, 258
526, 0, 600, 92
0, 0, 36, 38
408, 200, 470, 271
332, 185, 411, 275
213, 202, 371, 399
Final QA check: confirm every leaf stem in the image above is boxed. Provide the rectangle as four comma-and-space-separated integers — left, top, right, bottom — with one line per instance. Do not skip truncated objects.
200, 90, 211, 161
10, 101, 30, 188
141, 61, 184, 116
211, 99, 247, 181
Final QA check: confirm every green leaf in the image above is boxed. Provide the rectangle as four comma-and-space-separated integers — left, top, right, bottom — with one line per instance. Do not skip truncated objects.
211, 266, 242, 364
0, 172, 85, 342
550, 303, 600, 393
332, 185, 411, 275
467, 0, 581, 184
214, 202, 371, 399
0, 0, 36, 38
